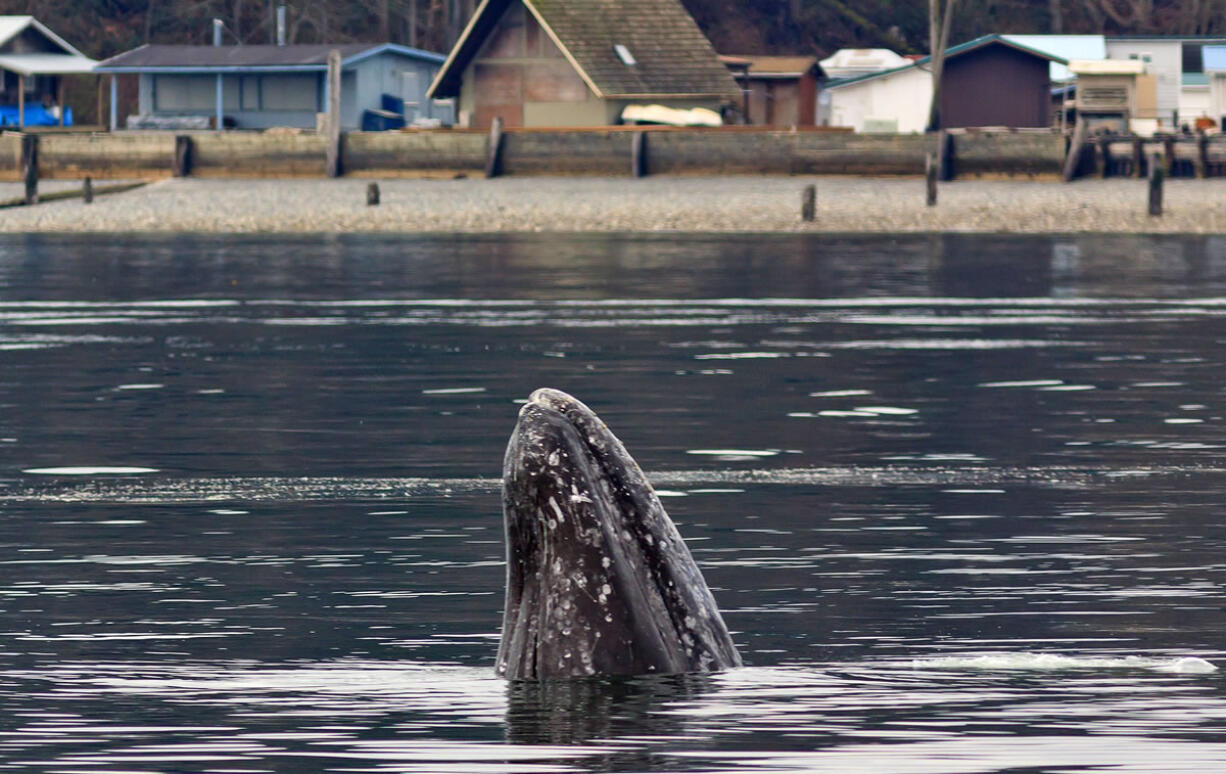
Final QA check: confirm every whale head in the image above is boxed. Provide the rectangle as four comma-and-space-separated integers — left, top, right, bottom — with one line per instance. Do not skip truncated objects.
497, 388, 741, 680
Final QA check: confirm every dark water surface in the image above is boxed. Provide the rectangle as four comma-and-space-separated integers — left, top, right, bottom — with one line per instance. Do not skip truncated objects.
1, 233, 1225, 773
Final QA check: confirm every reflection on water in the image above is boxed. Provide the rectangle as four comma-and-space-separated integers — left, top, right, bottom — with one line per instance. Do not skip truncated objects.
1, 233, 1226, 773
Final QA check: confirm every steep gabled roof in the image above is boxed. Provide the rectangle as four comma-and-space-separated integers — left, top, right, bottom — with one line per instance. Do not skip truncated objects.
0, 15, 97, 74
0, 16, 88, 58
96, 43, 444, 73
428, 0, 739, 100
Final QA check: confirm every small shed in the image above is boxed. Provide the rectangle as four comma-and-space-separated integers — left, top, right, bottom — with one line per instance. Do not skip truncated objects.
0, 16, 97, 128
95, 43, 447, 131
1068, 58, 1150, 133
720, 55, 822, 126
426, 0, 740, 128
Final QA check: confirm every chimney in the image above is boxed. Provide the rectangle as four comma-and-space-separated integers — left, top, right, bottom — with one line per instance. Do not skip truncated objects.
276, 6, 287, 46
213, 18, 223, 46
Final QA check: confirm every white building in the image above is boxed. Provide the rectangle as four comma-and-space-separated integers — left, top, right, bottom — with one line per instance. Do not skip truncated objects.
825, 64, 931, 133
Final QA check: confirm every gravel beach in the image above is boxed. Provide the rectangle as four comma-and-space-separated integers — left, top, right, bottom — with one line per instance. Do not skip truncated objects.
2, 175, 1225, 233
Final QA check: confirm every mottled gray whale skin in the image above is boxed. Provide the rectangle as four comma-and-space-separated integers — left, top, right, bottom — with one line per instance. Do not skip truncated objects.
497, 388, 741, 680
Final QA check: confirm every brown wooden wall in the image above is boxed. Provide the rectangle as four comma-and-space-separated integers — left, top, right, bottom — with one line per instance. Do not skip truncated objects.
940, 44, 1051, 129
469, 0, 592, 129
742, 73, 817, 127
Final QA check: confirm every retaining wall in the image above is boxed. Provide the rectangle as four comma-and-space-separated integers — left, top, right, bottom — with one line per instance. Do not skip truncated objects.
4, 128, 1078, 181
344, 131, 486, 177
190, 133, 328, 177
2, 134, 175, 180
952, 133, 1065, 179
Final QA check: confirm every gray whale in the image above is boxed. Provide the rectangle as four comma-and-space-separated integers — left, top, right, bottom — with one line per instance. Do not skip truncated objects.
497, 388, 741, 680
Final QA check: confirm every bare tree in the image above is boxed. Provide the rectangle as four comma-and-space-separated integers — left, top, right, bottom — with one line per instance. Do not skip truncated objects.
926, 0, 956, 132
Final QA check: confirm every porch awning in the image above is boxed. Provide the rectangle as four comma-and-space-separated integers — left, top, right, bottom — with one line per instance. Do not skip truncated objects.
0, 52, 98, 76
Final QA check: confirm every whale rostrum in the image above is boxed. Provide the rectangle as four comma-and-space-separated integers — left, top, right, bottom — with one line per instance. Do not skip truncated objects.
497, 388, 741, 680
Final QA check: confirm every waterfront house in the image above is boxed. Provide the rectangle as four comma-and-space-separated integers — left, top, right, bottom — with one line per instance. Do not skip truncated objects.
1100, 36, 1226, 128
826, 35, 1065, 133
95, 42, 447, 131
720, 55, 822, 127
0, 16, 97, 128
425, 0, 740, 129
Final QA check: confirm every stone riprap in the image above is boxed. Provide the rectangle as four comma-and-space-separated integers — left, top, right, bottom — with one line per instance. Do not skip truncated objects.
3, 176, 1226, 233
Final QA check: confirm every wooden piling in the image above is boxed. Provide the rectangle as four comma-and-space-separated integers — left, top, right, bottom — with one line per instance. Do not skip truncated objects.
367, 182, 380, 206
21, 134, 38, 205
925, 154, 937, 206
1132, 137, 1144, 179
1197, 132, 1209, 179
173, 135, 193, 177
937, 129, 954, 181
631, 130, 647, 178
485, 116, 504, 179
325, 49, 343, 178
1061, 120, 1087, 182
801, 184, 815, 222
83, 176, 93, 204
1097, 137, 1111, 178
1148, 152, 1164, 216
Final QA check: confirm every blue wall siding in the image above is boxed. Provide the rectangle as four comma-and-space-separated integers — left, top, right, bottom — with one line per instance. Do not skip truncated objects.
136, 51, 446, 130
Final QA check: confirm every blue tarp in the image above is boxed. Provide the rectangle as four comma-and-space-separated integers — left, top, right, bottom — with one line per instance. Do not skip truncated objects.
0, 104, 73, 127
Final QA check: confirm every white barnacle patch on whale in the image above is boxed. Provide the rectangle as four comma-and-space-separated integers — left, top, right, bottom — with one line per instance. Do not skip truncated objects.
548, 497, 565, 525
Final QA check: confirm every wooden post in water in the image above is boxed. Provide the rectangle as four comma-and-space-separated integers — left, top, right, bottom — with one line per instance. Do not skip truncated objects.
485, 116, 504, 179
1197, 132, 1209, 178
325, 49, 343, 178
173, 135, 193, 177
1148, 152, 1164, 217
631, 130, 647, 178
83, 176, 93, 204
801, 184, 815, 222
925, 153, 937, 206
367, 182, 380, 206
1132, 137, 1144, 178
21, 134, 38, 205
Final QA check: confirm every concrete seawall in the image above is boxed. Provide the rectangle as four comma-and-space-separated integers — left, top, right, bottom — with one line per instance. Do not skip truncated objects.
0, 128, 1068, 181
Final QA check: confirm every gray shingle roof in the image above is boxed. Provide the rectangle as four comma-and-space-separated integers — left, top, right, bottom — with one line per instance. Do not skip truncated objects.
96, 43, 444, 71
430, 0, 739, 100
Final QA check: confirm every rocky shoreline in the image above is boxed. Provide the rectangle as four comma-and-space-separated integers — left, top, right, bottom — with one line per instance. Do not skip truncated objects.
2, 176, 1225, 233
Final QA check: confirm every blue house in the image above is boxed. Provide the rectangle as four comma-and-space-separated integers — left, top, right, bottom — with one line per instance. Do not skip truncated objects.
95, 42, 449, 131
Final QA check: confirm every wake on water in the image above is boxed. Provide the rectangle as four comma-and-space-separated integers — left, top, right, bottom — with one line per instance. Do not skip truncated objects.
909, 653, 1218, 674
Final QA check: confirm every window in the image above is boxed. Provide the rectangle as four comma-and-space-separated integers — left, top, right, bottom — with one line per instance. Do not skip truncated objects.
614, 44, 636, 66
261, 74, 318, 111
154, 75, 216, 111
